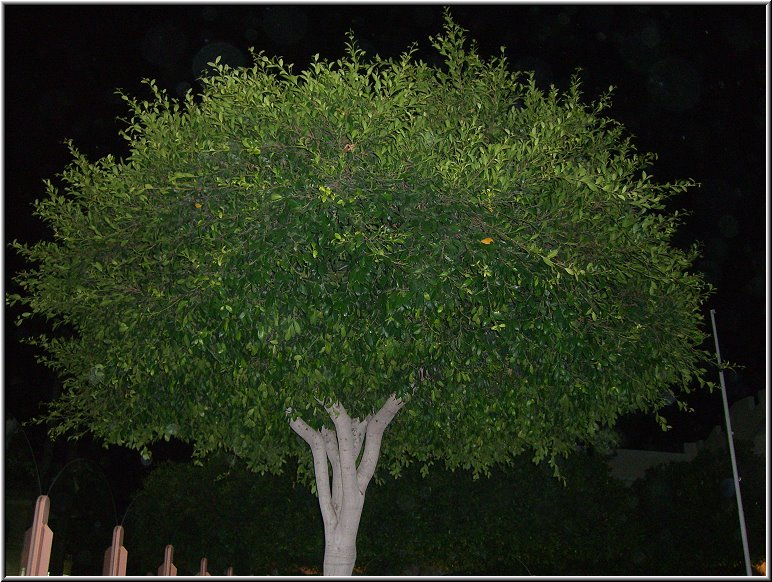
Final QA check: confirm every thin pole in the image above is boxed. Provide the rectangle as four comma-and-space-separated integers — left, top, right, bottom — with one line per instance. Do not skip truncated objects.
709, 309, 752, 576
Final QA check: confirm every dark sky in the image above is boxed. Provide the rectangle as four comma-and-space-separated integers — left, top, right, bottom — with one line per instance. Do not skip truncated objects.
2, 4, 767, 508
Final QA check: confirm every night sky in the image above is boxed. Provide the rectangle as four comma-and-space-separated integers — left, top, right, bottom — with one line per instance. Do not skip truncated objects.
2, 4, 767, 513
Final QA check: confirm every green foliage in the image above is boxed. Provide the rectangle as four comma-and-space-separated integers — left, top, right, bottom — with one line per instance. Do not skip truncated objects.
630, 440, 766, 574
122, 457, 322, 575
125, 441, 765, 576
9, 14, 712, 479
357, 451, 637, 575
124, 452, 637, 575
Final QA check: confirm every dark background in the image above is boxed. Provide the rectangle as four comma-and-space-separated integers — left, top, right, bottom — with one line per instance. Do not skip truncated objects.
3, 4, 767, 521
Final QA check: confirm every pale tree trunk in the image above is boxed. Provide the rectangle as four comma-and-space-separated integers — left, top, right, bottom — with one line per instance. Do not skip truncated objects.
289, 393, 404, 576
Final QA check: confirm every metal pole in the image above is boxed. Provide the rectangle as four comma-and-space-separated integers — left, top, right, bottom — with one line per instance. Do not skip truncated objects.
709, 309, 752, 576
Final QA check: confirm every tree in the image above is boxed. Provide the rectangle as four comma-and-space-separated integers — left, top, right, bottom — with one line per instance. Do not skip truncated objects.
9, 13, 714, 575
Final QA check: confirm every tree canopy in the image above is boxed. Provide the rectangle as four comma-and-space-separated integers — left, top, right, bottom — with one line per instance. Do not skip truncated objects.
10, 14, 713, 480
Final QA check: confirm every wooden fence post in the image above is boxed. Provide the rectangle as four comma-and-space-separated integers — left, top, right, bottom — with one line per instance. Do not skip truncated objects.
157, 544, 177, 576
19, 499, 235, 576
19, 495, 53, 576
102, 525, 128, 575
196, 557, 210, 575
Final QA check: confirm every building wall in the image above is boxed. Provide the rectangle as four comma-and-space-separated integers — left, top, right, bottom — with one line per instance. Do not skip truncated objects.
703, 390, 766, 458
607, 389, 766, 485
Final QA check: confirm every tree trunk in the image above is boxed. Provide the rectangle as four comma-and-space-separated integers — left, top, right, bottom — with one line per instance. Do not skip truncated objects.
323, 519, 360, 576
289, 394, 404, 576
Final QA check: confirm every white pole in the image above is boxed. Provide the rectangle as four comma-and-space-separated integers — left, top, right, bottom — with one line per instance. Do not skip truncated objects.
709, 309, 752, 576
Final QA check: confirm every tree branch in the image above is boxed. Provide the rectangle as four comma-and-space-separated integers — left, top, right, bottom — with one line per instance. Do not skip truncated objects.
322, 427, 343, 516
326, 401, 359, 498
356, 393, 405, 493
352, 417, 369, 463
289, 415, 336, 529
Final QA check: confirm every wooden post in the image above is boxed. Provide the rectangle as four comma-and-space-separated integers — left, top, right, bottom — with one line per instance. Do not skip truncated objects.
19, 495, 53, 576
157, 544, 177, 576
102, 525, 128, 575
196, 557, 211, 575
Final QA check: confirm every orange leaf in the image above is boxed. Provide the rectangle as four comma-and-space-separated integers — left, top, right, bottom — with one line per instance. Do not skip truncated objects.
480, 237, 494, 245
195, 203, 202, 209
